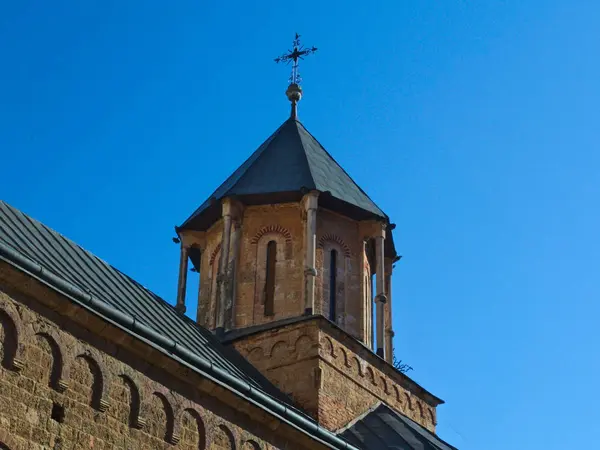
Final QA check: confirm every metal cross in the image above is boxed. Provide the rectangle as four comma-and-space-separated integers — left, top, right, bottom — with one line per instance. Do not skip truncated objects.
274, 33, 317, 85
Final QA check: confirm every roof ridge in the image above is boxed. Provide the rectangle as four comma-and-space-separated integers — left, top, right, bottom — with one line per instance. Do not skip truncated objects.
229, 118, 316, 195
180, 119, 291, 228
295, 121, 387, 219
290, 119, 318, 190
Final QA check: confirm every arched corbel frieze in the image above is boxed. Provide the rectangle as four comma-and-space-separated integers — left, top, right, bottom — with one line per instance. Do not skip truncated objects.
0, 298, 25, 371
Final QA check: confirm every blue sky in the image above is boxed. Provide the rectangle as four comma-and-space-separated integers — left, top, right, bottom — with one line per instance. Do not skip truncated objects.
2, 1, 599, 448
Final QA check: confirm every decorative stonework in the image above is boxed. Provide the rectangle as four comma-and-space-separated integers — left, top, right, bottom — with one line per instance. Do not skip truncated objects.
231, 318, 438, 433
317, 332, 437, 430
209, 242, 223, 266
250, 225, 293, 246
317, 233, 352, 258
0, 277, 313, 450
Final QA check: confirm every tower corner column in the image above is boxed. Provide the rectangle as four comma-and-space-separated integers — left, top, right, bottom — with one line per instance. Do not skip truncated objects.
302, 191, 319, 315
176, 243, 190, 314
374, 223, 387, 358
384, 257, 394, 364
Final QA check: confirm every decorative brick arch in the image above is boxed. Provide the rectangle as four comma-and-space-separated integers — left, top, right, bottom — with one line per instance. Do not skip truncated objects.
379, 376, 389, 394
178, 406, 206, 449
366, 366, 377, 385
250, 225, 292, 246
320, 336, 335, 357
242, 440, 261, 450
352, 356, 364, 377
150, 391, 180, 444
72, 351, 110, 412
318, 233, 351, 258
339, 348, 350, 367
209, 242, 222, 266
34, 331, 68, 392
404, 392, 413, 410
118, 374, 145, 429
416, 401, 425, 418
429, 407, 437, 425
247, 347, 264, 364
212, 424, 236, 449
0, 298, 24, 371
269, 340, 288, 359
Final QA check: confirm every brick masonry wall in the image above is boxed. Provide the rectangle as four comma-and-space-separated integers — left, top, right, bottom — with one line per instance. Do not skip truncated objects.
315, 209, 364, 341
233, 321, 320, 419
197, 219, 223, 328
235, 204, 305, 329
0, 264, 329, 450
192, 201, 394, 362
232, 318, 438, 434
317, 328, 437, 432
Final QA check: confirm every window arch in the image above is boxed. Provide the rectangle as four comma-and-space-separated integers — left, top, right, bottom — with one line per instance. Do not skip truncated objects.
253, 229, 289, 323
264, 240, 277, 316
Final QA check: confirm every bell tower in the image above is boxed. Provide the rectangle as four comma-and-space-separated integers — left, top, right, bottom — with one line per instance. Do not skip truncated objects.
174, 35, 443, 433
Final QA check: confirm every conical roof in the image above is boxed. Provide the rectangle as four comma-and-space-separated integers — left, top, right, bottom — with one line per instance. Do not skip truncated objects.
180, 118, 386, 231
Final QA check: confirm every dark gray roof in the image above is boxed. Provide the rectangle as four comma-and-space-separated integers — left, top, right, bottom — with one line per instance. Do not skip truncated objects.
339, 404, 457, 450
0, 200, 291, 405
181, 118, 386, 230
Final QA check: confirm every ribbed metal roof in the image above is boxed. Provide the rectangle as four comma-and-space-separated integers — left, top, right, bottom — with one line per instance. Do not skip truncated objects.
339, 404, 457, 450
181, 117, 386, 231
0, 200, 291, 405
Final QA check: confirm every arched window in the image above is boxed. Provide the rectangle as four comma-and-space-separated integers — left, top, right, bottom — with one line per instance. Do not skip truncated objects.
264, 240, 277, 316
329, 249, 338, 321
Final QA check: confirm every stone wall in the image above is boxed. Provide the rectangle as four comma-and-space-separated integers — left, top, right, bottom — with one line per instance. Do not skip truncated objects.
235, 321, 321, 419
197, 219, 223, 329
190, 201, 391, 358
231, 317, 438, 434
235, 204, 305, 328
317, 328, 437, 432
0, 263, 330, 450
315, 209, 364, 341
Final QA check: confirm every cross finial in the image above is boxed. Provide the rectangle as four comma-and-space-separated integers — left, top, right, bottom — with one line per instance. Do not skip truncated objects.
274, 33, 318, 119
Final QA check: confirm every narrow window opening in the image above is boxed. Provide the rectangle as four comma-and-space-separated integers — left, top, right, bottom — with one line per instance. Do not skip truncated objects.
329, 249, 337, 321
264, 240, 277, 316
51, 402, 65, 423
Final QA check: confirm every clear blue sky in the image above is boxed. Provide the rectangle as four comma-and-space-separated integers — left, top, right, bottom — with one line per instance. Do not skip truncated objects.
2, 1, 598, 448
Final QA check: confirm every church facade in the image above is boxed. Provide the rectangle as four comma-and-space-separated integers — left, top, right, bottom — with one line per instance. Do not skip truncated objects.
0, 76, 456, 448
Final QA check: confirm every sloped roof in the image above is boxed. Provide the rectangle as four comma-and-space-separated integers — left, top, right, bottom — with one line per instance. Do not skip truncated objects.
0, 200, 289, 404
339, 404, 457, 450
180, 118, 386, 231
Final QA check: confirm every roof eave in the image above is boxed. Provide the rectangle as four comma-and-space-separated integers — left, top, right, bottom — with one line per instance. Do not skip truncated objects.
0, 241, 359, 450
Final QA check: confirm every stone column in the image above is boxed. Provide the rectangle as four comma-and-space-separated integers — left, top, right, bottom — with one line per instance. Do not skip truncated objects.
225, 217, 242, 329
302, 191, 319, 315
384, 258, 394, 364
358, 239, 368, 345
375, 224, 387, 358
216, 202, 233, 332
176, 244, 189, 314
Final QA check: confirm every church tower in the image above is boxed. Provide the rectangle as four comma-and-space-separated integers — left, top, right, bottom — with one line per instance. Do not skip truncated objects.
174, 35, 443, 433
